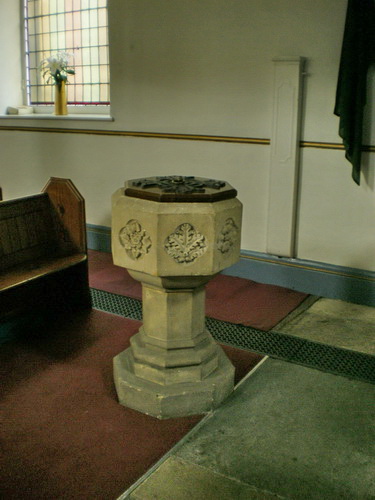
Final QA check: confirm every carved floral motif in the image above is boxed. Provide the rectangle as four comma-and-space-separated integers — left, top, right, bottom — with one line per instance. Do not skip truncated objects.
119, 220, 152, 260
217, 218, 239, 254
164, 223, 207, 263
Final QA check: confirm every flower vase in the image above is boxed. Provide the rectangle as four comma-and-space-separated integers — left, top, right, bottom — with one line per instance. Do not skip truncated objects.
54, 81, 68, 115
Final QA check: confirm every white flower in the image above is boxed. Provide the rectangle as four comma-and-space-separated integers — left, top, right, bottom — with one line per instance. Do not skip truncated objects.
39, 52, 75, 85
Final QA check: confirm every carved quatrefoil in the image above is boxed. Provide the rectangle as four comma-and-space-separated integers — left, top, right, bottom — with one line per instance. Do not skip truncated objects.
217, 218, 239, 254
119, 219, 152, 260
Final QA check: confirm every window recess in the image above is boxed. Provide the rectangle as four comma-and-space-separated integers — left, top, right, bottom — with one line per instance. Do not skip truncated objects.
23, 0, 110, 109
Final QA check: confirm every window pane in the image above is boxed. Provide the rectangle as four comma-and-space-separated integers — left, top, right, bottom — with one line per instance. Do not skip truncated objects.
29, 68, 38, 83
41, 15, 49, 34
50, 15, 57, 32
99, 64, 108, 83
100, 84, 108, 102
91, 84, 100, 101
89, 27, 99, 46
82, 47, 90, 64
30, 86, 38, 102
50, 31, 58, 48
73, 28, 82, 47
43, 32, 51, 50
65, 12, 73, 30
65, 30, 73, 48
83, 65, 91, 82
98, 45, 106, 63
45, 85, 53, 101
74, 48, 82, 66
28, 1, 35, 17
98, 7, 106, 26
49, 0, 57, 14
29, 52, 37, 68
91, 65, 99, 81
74, 68, 83, 84
83, 85, 91, 101
41, 0, 49, 16
58, 31, 65, 47
81, 10, 89, 29
98, 26, 107, 45
89, 8, 98, 27
90, 47, 99, 65
72, 0, 81, 12
57, 13, 65, 31
82, 28, 90, 46
28, 18, 36, 35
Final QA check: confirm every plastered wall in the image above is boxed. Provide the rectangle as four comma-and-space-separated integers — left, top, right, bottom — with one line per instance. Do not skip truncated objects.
0, 0, 374, 272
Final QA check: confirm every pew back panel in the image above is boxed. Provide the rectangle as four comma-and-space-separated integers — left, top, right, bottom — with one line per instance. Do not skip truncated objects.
0, 178, 91, 320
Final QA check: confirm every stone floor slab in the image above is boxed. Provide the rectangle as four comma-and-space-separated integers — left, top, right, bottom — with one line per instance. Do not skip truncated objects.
276, 298, 375, 355
129, 456, 287, 500
170, 359, 375, 500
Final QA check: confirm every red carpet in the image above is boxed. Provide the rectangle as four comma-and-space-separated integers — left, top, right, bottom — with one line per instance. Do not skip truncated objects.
0, 309, 262, 500
0, 249, 306, 499
88, 250, 308, 330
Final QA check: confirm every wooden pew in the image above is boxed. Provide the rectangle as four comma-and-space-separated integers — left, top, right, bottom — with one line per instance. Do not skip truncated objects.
0, 178, 91, 322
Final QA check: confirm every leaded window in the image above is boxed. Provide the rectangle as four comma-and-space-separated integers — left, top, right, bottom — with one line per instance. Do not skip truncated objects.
23, 0, 110, 106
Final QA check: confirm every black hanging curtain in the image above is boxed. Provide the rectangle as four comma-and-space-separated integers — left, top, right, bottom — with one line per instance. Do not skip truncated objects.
334, 0, 375, 185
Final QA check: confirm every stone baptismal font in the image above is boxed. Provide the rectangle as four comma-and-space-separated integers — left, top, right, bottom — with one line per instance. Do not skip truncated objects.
112, 176, 242, 418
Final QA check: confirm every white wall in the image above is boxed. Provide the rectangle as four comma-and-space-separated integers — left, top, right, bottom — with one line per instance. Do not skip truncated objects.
0, 0, 374, 272
110, 0, 350, 141
0, 0, 23, 111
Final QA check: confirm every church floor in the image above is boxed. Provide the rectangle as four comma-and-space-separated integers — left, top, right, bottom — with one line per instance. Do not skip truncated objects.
276, 297, 375, 356
121, 298, 375, 500
2, 249, 372, 499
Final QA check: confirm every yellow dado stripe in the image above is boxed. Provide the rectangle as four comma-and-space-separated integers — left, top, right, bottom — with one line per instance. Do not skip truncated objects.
0, 126, 270, 145
301, 141, 375, 153
0, 125, 374, 151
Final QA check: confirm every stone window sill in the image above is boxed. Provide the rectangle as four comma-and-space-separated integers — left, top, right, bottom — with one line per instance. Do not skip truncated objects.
0, 114, 113, 122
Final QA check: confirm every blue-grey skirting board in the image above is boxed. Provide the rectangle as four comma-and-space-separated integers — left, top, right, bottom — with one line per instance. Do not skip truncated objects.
87, 224, 375, 307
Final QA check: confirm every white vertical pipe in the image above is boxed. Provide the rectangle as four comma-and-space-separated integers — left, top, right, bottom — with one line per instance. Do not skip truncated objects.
266, 56, 306, 258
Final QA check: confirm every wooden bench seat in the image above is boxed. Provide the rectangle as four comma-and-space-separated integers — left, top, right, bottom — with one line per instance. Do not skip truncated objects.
0, 178, 91, 321
0, 253, 87, 291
